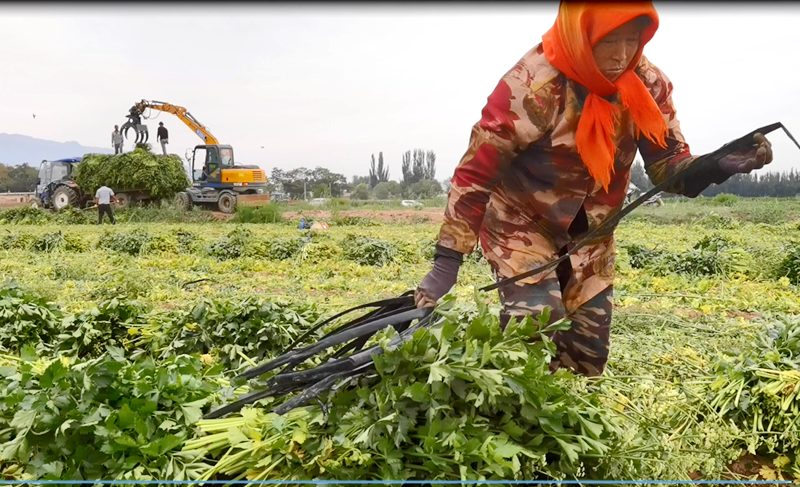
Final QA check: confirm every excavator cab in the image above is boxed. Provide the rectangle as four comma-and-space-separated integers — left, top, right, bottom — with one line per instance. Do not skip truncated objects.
191, 145, 234, 184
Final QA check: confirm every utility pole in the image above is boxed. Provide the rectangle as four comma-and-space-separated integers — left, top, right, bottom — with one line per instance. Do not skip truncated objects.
304, 179, 307, 201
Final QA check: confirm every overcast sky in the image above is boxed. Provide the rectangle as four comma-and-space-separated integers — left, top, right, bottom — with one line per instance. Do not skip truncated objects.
2, 2, 800, 181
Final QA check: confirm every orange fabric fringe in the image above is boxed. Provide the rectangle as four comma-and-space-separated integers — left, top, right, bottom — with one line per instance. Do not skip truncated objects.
542, 1, 668, 191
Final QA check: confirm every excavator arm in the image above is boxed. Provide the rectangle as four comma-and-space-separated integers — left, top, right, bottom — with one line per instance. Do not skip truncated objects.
121, 99, 220, 145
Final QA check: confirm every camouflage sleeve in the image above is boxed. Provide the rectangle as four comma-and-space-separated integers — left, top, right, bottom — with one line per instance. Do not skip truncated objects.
637, 63, 732, 197
437, 65, 554, 255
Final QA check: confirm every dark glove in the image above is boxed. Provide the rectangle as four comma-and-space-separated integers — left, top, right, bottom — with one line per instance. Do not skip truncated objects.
415, 245, 463, 308
719, 133, 773, 175
682, 133, 773, 197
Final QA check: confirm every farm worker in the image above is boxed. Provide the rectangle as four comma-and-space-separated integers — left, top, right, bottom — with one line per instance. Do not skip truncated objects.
112, 125, 123, 154
414, 0, 773, 377
157, 122, 169, 156
95, 185, 118, 225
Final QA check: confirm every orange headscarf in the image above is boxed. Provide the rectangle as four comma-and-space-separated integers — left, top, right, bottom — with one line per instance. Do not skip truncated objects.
542, 1, 668, 191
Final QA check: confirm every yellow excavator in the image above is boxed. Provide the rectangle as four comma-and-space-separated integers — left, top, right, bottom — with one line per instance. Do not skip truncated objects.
121, 99, 270, 213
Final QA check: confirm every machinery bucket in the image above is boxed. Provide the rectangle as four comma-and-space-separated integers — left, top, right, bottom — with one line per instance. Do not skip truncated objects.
120, 121, 149, 144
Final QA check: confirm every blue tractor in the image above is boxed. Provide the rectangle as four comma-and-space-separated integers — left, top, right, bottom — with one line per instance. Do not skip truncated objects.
33, 157, 86, 211
33, 157, 154, 211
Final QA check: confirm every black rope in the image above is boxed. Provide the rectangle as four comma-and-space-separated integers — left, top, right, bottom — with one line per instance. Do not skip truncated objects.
482, 122, 800, 292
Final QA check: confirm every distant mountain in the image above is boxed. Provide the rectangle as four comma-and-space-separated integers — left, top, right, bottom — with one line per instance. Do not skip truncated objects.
0, 133, 113, 166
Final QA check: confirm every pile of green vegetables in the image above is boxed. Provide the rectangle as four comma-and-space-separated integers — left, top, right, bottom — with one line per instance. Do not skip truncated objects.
3, 280, 800, 483
73, 146, 190, 198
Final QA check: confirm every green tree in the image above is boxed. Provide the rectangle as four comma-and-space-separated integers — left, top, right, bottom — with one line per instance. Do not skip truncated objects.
441, 178, 451, 194
412, 149, 426, 183
270, 168, 308, 199
408, 179, 442, 199
373, 182, 391, 200
6, 164, 38, 192
386, 181, 403, 198
630, 160, 653, 191
352, 183, 370, 200
401, 151, 413, 187
425, 150, 436, 180
402, 149, 434, 188
369, 152, 389, 189
270, 166, 347, 199
0, 163, 11, 192
312, 183, 330, 198
350, 175, 370, 193
308, 167, 347, 197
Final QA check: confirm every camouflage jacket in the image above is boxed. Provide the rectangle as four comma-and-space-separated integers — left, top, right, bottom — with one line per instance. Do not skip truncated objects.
438, 43, 731, 312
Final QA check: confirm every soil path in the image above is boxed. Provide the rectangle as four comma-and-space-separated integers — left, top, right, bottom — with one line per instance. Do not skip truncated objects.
282, 209, 444, 224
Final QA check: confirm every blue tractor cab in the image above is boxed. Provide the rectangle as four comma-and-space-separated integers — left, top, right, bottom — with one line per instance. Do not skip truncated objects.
34, 157, 85, 211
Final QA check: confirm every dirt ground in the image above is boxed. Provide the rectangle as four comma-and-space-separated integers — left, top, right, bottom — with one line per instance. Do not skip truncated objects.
210, 209, 443, 224
283, 209, 444, 224
0, 195, 444, 225
687, 453, 795, 485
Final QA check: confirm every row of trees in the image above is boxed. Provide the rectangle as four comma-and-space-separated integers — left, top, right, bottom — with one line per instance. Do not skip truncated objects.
630, 160, 800, 198
270, 149, 446, 201
363, 149, 441, 199
365, 149, 438, 189
700, 170, 800, 198
0, 163, 38, 193
401, 149, 437, 186
4, 157, 798, 200
269, 167, 348, 199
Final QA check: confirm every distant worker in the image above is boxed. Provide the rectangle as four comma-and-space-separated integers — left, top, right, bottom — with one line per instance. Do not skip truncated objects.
112, 125, 123, 154
157, 122, 169, 155
95, 185, 118, 225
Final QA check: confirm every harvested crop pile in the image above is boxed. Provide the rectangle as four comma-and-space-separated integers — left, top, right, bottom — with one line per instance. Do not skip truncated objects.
341, 234, 400, 266
73, 146, 190, 198
0, 282, 784, 482
31, 231, 88, 253
191, 296, 720, 482
0, 206, 52, 225
708, 314, 800, 479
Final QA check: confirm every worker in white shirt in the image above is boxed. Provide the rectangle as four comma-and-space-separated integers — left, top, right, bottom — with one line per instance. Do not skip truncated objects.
95, 185, 118, 225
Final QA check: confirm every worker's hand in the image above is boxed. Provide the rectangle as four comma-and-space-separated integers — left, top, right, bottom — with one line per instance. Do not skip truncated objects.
718, 133, 773, 175
414, 247, 463, 308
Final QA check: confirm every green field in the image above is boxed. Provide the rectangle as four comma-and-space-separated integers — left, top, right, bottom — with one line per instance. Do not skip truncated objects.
1, 196, 800, 483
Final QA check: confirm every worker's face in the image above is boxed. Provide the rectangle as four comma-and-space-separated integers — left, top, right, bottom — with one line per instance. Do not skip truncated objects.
592, 19, 643, 82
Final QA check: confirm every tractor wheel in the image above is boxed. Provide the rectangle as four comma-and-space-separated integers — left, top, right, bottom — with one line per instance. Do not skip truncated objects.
52, 186, 79, 212
175, 192, 192, 211
116, 193, 133, 207
217, 193, 237, 214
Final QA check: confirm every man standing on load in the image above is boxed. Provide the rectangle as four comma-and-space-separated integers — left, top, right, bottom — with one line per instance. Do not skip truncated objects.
415, 1, 773, 377
157, 122, 169, 156
112, 125, 123, 154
